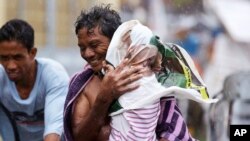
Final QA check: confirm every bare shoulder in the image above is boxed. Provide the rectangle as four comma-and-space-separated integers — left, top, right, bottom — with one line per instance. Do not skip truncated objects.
71, 75, 101, 127
84, 75, 102, 107
71, 91, 90, 127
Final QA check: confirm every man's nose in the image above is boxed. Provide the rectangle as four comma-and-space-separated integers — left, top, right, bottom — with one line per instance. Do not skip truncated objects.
84, 47, 95, 58
6, 60, 18, 70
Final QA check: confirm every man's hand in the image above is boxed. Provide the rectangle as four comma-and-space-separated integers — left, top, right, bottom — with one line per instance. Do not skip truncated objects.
100, 59, 143, 101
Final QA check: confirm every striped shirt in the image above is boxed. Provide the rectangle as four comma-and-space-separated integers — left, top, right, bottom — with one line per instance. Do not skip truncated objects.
110, 102, 160, 141
156, 97, 196, 141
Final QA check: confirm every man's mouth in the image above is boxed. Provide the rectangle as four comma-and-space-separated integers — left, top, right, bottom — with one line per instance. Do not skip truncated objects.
7, 72, 19, 79
89, 59, 101, 66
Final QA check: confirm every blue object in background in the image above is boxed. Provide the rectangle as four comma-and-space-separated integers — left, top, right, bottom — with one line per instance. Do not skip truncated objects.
176, 32, 201, 56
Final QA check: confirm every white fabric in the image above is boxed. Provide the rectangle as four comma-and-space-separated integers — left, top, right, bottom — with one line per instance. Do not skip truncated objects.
0, 58, 69, 141
118, 75, 164, 108
107, 20, 217, 116
107, 20, 217, 140
109, 75, 162, 140
107, 20, 160, 141
105, 20, 153, 69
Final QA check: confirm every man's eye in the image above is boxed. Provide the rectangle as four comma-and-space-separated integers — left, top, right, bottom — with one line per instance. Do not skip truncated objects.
13, 55, 24, 61
80, 47, 86, 51
90, 45, 97, 48
0, 56, 9, 61
90, 43, 99, 48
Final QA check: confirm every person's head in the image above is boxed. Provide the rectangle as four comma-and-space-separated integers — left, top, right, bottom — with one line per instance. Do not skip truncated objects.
75, 4, 121, 72
105, 20, 162, 74
0, 19, 37, 82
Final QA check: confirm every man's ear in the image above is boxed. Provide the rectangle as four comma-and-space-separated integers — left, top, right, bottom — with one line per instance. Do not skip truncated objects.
29, 47, 37, 58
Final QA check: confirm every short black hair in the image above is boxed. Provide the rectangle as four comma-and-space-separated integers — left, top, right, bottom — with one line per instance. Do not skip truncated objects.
0, 19, 34, 51
75, 4, 122, 40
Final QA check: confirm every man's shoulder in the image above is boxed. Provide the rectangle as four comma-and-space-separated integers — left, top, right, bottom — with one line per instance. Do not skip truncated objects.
36, 58, 69, 81
37, 58, 68, 74
36, 58, 65, 69
67, 66, 94, 99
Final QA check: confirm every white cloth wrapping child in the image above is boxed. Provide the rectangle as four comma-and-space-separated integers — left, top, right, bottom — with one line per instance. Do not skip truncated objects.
105, 20, 217, 141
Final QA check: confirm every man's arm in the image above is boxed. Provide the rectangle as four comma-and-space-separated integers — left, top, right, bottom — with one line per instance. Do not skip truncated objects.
72, 60, 143, 141
72, 92, 113, 141
44, 84, 68, 139
43, 61, 69, 140
44, 133, 60, 141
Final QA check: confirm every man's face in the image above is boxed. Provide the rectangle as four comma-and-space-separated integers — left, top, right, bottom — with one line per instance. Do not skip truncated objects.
77, 26, 110, 72
0, 41, 36, 82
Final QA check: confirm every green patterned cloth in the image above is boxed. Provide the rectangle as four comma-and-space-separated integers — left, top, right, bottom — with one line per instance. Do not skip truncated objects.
107, 20, 214, 115
150, 35, 209, 99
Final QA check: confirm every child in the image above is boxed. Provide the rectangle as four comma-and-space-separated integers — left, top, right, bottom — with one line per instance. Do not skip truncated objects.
105, 20, 216, 141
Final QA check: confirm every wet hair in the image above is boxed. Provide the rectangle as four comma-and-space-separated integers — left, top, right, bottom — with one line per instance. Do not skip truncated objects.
75, 4, 122, 40
0, 19, 34, 51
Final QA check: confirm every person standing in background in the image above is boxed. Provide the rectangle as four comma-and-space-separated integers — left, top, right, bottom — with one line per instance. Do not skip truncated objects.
0, 19, 69, 141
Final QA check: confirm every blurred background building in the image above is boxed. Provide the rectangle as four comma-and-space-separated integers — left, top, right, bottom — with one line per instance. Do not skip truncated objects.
0, 0, 120, 48
1, 0, 250, 141
0, 0, 121, 75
